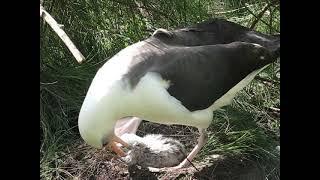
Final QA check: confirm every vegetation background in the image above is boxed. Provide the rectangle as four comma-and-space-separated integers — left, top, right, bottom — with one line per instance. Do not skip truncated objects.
40, 0, 280, 179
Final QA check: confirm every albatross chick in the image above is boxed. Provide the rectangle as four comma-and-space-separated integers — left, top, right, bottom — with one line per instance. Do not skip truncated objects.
120, 133, 186, 168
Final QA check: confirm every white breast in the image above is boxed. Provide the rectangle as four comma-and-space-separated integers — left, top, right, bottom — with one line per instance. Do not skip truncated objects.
122, 72, 213, 128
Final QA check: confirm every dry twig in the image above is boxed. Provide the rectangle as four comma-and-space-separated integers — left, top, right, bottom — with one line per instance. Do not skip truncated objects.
40, 5, 85, 63
244, 2, 280, 33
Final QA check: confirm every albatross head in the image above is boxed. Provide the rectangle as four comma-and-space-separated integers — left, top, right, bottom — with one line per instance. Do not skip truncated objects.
77, 64, 131, 156
78, 97, 129, 156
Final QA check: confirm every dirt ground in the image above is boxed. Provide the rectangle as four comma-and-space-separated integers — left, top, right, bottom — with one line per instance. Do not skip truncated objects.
53, 123, 273, 180
57, 142, 268, 180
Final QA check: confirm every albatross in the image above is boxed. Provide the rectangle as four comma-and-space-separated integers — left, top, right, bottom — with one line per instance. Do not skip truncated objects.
78, 19, 280, 170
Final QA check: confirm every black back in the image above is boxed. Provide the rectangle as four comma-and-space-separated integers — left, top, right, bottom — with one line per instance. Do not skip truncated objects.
122, 19, 280, 111
152, 18, 280, 57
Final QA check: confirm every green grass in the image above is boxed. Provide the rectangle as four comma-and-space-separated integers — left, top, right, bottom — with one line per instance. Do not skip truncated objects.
40, 0, 280, 179
196, 61, 280, 179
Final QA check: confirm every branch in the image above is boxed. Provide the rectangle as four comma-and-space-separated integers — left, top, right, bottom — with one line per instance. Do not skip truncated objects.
267, 107, 280, 117
139, 5, 176, 25
267, 0, 278, 34
244, 2, 280, 33
112, 0, 175, 25
255, 75, 280, 85
214, 3, 258, 15
268, 107, 280, 113
40, 5, 85, 63
133, 0, 153, 30
250, 3, 272, 29
134, 0, 150, 18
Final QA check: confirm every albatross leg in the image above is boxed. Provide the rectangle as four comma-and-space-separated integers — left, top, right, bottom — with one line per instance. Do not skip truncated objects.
175, 128, 208, 168
149, 128, 208, 172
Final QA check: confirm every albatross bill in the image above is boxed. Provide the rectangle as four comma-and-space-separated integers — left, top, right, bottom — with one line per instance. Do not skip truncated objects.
105, 135, 129, 157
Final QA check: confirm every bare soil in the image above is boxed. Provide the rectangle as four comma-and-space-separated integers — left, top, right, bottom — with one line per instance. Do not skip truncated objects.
56, 143, 266, 180
52, 122, 270, 180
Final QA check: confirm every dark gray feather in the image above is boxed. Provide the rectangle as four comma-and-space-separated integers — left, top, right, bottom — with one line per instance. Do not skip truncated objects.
121, 19, 280, 111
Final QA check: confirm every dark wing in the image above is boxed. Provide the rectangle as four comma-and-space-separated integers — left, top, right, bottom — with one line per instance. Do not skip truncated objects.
148, 42, 274, 111
152, 18, 280, 57
122, 19, 280, 111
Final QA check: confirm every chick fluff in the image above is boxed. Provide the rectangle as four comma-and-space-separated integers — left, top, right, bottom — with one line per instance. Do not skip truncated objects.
120, 133, 186, 168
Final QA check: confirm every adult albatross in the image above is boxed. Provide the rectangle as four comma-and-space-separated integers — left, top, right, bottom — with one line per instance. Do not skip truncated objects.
78, 19, 280, 170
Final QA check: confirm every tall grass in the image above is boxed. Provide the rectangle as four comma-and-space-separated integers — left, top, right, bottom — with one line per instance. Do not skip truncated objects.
40, 0, 280, 179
